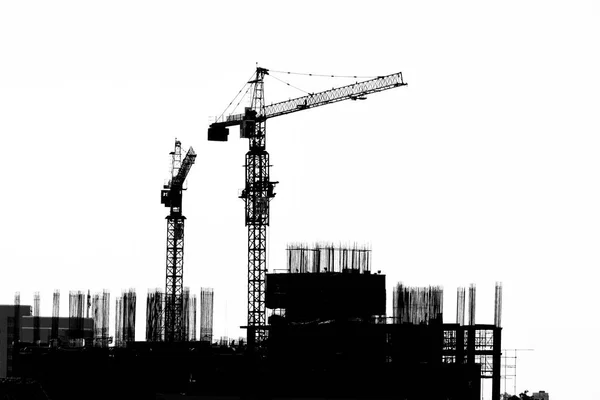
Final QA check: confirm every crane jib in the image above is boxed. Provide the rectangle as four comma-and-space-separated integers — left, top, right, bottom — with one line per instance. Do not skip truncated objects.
263, 72, 405, 120
207, 71, 406, 142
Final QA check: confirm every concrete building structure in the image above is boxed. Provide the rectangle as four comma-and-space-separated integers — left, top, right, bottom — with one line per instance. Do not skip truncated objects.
20, 316, 93, 346
0, 305, 93, 378
532, 390, 549, 400
0, 305, 31, 378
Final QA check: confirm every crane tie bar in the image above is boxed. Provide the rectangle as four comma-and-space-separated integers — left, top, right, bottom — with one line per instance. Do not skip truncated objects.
269, 69, 379, 79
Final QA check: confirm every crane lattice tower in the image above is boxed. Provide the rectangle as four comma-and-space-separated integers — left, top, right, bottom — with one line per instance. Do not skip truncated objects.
161, 139, 196, 342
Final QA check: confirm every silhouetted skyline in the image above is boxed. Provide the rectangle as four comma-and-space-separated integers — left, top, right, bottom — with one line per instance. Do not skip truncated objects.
1, 2, 598, 399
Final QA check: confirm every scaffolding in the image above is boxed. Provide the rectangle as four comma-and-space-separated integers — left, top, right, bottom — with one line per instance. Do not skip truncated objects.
501, 348, 534, 397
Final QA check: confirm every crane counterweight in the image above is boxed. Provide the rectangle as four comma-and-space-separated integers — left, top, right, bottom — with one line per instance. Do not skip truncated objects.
208, 125, 229, 141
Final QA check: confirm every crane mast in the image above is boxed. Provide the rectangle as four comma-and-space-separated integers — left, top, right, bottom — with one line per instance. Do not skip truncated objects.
161, 139, 196, 342
242, 67, 276, 346
208, 67, 406, 347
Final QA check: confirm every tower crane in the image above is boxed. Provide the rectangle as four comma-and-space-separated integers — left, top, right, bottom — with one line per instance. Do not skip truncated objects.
161, 139, 197, 342
208, 67, 407, 346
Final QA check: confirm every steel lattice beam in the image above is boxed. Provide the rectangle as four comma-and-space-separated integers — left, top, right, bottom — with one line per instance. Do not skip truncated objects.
262, 72, 405, 120
241, 113, 274, 345
164, 216, 185, 342
247, 225, 267, 342
215, 71, 405, 127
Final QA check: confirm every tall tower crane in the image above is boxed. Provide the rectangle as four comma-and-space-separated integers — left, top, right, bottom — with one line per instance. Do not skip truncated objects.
208, 67, 406, 346
161, 139, 197, 342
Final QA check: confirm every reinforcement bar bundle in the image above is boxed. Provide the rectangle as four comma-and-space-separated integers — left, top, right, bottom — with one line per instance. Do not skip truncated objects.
468, 284, 476, 325
286, 242, 371, 273
115, 289, 136, 347
494, 282, 502, 327
146, 288, 163, 341
51, 290, 60, 344
33, 292, 40, 344
91, 290, 110, 347
456, 287, 466, 325
393, 284, 443, 325
13, 292, 20, 343
182, 287, 197, 341
189, 290, 197, 341
200, 287, 214, 343
69, 290, 86, 345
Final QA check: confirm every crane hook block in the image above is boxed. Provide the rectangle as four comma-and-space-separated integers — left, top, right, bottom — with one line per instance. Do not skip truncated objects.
208, 125, 229, 142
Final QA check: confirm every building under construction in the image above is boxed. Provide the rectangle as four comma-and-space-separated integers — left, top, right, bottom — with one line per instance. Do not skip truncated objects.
263, 244, 502, 400
1, 243, 502, 400
1, 68, 507, 399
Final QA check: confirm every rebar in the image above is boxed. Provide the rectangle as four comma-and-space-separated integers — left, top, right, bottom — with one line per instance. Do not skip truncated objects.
189, 293, 197, 341
286, 242, 371, 273
145, 288, 163, 342
200, 287, 214, 343
115, 296, 122, 347
13, 292, 21, 343
126, 289, 136, 343
393, 284, 443, 325
69, 290, 86, 346
92, 290, 110, 348
33, 292, 40, 344
494, 282, 503, 327
468, 284, 476, 326
456, 287, 466, 326
115, 289, 136, 347
51, 290, 60, 345
182, 287, 190, 341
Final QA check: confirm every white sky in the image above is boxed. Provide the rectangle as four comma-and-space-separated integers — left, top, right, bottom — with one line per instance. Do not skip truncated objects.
1, 1, 598, 398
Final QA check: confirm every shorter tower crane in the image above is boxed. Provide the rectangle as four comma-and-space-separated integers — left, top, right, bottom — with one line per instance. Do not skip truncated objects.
208, 67, 407, 345
161, 139, 196, 342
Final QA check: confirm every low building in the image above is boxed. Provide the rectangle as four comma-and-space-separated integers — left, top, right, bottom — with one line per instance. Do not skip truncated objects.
533, 390, 549, 400
0, 305, 31, 378
0, 305, 93, 378
19, 316, 93, 346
